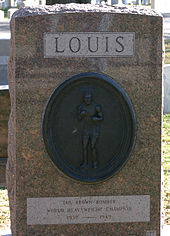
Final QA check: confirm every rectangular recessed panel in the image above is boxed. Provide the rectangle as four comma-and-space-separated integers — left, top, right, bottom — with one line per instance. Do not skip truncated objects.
27, 195, 150, 225
44, 32, 135, 57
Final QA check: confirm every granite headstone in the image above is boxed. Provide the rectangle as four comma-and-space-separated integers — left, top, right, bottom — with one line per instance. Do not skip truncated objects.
7, 4, 163, 235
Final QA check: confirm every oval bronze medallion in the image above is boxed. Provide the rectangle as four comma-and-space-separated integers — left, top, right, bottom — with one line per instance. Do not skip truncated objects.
42, 72, 136, 183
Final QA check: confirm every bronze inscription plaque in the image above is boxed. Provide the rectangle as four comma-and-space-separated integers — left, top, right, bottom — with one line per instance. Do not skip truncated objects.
42, 72, 136, 183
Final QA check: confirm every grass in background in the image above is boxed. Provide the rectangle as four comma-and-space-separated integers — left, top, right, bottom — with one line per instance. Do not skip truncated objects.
165, 39, 170, 64
163, 114, 170, 224
163, 41, 170, 224
0, 188, 10, 231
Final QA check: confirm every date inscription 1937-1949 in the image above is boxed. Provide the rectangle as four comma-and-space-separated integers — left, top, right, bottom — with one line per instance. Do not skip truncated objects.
44, 32, 135, 57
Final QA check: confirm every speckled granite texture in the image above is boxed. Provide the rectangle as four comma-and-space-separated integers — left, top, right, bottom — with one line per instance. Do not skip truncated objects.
7, 3, 163, 236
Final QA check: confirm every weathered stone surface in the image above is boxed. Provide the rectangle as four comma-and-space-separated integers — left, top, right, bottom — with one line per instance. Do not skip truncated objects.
12, 3, 161, 17
7, 3, 163, 235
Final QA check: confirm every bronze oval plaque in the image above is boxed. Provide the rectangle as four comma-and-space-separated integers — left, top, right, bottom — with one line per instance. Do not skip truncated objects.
42, 72, 136, 183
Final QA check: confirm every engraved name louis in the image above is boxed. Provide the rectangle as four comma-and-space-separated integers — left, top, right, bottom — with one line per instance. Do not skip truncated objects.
44, 32, 135, 57
55, 35, 124, 53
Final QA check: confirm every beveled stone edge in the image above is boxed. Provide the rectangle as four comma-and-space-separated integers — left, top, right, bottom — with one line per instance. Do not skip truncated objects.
12, 3, 162, 19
